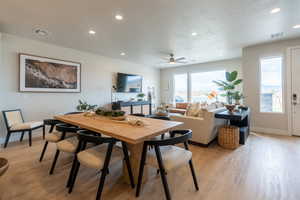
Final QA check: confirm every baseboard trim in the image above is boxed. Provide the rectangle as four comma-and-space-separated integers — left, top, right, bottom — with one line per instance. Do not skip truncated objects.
251, 127, 291, 136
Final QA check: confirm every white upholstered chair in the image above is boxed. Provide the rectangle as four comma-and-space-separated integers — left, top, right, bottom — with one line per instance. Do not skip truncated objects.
2, 109, 45, 148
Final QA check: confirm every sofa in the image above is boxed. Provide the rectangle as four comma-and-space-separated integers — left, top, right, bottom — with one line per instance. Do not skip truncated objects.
170, 107, 227, 146
168, 103, 189, 115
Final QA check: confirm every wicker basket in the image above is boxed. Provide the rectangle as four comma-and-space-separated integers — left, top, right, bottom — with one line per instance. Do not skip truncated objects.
218, 125, 240, 149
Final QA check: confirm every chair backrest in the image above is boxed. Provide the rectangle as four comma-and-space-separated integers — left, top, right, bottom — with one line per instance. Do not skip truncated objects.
56, 124, 82, 133
76, 130, 118, 153
77, 130, 117, 145
145, 129, 192, 146
2, 109, 24, 129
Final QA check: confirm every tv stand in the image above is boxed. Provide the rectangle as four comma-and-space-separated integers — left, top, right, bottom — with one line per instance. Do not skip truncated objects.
112, 101, 152, 115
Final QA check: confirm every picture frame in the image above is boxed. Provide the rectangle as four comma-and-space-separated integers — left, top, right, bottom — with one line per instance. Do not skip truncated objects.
19, 53, 81, 93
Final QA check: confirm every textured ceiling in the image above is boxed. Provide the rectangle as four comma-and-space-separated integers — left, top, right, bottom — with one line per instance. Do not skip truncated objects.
0, 0, 299, 68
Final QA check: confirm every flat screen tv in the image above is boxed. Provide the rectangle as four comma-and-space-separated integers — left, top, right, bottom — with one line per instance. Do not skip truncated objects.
116, 73, 142, 93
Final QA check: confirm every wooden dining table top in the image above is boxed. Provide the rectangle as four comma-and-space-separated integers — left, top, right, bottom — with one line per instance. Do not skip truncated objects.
54, 113, 183, 144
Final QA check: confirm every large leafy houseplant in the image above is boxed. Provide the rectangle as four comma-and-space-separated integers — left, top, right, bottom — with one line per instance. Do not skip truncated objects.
213, 71, 243, 105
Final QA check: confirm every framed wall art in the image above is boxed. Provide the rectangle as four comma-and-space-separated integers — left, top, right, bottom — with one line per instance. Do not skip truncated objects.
19, 54, 81, 93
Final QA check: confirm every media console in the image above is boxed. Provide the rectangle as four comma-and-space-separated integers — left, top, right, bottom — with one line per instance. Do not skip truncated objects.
112, 101, 152, 115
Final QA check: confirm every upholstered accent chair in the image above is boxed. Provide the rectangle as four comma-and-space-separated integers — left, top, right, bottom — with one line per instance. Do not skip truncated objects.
136, 130, 199, 200
2, 109, 45, 148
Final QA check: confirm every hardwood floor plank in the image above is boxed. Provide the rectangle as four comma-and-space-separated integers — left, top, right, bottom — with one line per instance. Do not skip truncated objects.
1, 133, 300, 200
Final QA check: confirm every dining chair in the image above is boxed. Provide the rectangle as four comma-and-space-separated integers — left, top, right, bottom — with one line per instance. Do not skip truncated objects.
39, 123, 76, 162
149, 115, 171, 139
39, 112, 82, 162
136, 129, 199, 200
67, 130, 135, 200
2, 109, 45, 148
49, 124, 82, 174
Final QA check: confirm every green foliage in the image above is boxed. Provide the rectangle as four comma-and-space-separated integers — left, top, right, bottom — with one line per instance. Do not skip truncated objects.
213, 70, 243, 104
95, 108, 125, 117
76, 100, 97, 111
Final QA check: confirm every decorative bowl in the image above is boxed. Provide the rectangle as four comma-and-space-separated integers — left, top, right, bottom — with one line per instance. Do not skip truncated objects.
0, 157, 9, 177
225, 104, 236, 113
110, 116, 127, 121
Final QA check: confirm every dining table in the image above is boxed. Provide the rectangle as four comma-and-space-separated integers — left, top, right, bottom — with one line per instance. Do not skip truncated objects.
54, 113, 183, 183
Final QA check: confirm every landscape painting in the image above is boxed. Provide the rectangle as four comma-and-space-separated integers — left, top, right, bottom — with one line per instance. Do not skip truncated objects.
19, 54, 81, 92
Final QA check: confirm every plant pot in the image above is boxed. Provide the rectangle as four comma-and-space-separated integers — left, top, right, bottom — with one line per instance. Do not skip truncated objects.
0, 157, 9, 177
225, 104, 236, 113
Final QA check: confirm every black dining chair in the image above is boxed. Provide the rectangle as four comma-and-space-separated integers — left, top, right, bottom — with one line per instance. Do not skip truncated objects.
39, 112, 82, 162
48, 124, 82, 174
149, 115, 171, 139
2, 109, 45, 148
136, 129, 199, 200
67, 130, 135, 200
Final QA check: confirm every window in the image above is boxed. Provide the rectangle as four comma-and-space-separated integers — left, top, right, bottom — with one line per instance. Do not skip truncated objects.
174, 74, 188, 102
191, 70, 226, 103
260, 57, 283, 113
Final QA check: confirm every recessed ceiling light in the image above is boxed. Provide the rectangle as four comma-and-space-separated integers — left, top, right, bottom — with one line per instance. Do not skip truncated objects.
293, 24, 300, 29
89, 30, 96, 35
120, 52, 126, 56
191, 32, 198, 36
33, 28, 49, 37
270, 8, 281, 14
115, 14, 123, 20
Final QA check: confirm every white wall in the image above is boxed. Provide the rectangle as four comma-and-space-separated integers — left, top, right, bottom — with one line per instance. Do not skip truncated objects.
242, 37, 300, 135
0, 33, 160, 140
160, 58, 242, 104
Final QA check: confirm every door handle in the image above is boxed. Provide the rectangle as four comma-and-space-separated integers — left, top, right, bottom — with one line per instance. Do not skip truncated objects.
293, 93, 298, 105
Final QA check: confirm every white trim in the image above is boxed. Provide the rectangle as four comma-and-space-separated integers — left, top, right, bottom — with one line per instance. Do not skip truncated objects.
287, 46, 300, 136
251, 126, 290, 136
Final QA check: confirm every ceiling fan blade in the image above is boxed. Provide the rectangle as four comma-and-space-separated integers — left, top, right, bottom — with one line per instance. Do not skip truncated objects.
176, 61, 188, 64
175, 57, 186, 61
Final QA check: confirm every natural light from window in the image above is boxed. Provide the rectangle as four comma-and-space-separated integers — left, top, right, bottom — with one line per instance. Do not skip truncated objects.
174, 74, 188, 103
191, 70, 226, 103
260, 57, 283, 113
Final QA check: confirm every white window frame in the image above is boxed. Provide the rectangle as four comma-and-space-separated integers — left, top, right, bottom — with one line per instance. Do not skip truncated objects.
259, 56, 285, 114
173, 73, 189, 103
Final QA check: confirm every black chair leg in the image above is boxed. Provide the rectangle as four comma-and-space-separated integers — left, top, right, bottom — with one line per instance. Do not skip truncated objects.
42, 125, 45, 140
49, 150, 60, 175
20, 131, 25, 142
136, 144, 148, 197
49, 124, 55, 133
68, 161, 81, 193
189, 160, 199, 191
122, 142, 135, 188
155, 146, 171, 200
66, 156, 78, 188
95, 143, 114, 200
4, 132, 11, 148
39, 141, 48, 162
28, 130, 32, 147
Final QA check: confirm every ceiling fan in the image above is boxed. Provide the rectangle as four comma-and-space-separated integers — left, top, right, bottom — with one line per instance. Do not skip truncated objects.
163, 53, 187, 64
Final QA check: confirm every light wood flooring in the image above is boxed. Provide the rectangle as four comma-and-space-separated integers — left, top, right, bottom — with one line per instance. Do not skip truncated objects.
0, 133, 300, 200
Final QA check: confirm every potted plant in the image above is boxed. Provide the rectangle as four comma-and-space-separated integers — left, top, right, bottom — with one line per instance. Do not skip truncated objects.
76, 100, 97, 112
232, 91, 244, 105
213, 71, 243, 112
137, 93, 145, 101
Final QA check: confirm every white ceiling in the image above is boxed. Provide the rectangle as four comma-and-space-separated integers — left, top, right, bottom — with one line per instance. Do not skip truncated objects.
0, 0, 299, 68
